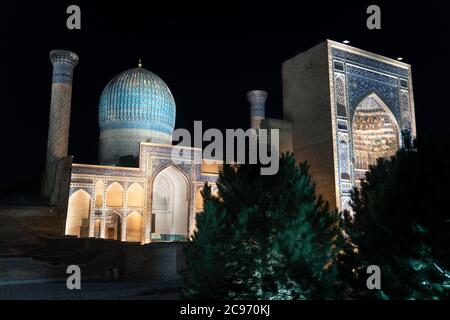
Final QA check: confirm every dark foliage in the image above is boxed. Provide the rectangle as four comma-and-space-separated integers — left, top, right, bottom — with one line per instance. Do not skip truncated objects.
345, 131, 450, 299
184, 154, 344, 299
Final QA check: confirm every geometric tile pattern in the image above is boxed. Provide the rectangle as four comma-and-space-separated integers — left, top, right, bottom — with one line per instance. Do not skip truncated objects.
330, 45, 415, 210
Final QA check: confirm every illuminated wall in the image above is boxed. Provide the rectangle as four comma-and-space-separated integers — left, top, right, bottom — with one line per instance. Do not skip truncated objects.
330, 41, 415, 209
152, 166, 189, 241
106, 182, 124, 207
66, 189, 90, 237
283, 40, 416, 210
195, 188, 204, 210
126, 211, 142, 242
127, 183, 144, 207
66, 142, 218, 244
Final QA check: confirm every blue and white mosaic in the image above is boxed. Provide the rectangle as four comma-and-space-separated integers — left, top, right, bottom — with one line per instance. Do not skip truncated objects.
331, 46, 414, 209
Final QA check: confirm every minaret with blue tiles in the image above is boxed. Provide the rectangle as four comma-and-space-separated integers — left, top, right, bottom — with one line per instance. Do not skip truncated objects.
247, 90, 267, 133
44, 50, 79, 197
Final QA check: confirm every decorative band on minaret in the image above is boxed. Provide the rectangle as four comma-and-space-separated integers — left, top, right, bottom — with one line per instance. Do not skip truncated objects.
247, 90, 267, 130
44, 50, 79, 197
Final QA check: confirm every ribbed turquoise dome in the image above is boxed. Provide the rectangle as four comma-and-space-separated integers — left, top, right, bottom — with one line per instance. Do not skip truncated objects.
98, 67, 176, 135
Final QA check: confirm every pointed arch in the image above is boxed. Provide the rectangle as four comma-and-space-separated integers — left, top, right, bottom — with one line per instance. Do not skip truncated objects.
106, 182, 124, 207
105, 210, 122, 240
127, 183, 144, 207
352, 93, 400, 175
66, 189, 91, 237
351, 88, 394, 117
94, 219, 101, 238
95, 180, 104, 207
152, 164, 190, 188
126, 211, 142, 242
151, 165, 189, 241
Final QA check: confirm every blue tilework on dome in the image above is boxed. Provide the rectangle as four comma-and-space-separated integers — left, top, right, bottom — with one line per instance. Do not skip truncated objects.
98, 67, 176, 135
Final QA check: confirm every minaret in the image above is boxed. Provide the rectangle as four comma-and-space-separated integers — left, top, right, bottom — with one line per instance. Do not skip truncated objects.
43, 50, 79, 197
247, 90, 268, 132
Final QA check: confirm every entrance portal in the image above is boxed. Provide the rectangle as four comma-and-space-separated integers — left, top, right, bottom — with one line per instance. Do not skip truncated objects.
151, 166, 189, 241
352, 93, 400, 183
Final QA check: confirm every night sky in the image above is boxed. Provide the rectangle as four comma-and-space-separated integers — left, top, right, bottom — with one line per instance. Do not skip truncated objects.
1, 1, 449, 201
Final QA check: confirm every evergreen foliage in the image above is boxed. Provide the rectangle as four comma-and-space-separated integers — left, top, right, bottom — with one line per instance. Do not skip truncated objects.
185, 154, 344, 299
345, 131, 450, 299
185, 133, 450, 300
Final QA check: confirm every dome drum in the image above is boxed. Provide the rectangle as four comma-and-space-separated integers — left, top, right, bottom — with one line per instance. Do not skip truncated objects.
99, 128, 172, 165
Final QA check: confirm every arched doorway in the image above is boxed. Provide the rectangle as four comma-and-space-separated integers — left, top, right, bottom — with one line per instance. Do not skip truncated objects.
94, 219, 101, 238
151, 166, 189, 241
126, 211, 142, 242
106, 211, 122, 240
352, 93, 400, 183
66, 189, 91, 237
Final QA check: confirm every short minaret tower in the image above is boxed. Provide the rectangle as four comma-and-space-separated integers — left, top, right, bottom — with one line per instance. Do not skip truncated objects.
247, 90, 268, 132
43, 50, 79, 198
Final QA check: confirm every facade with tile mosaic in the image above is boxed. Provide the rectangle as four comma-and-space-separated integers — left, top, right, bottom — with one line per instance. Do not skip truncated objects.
45, 40, 416, 244
44, 54, 220, 244
283, 40, 416, 210
67, 143, 219, 244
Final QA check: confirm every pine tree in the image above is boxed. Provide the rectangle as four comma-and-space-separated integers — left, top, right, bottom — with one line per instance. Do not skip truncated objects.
184, 154, 344, 299
183, 186, 233, 299
345, 132, 450, 299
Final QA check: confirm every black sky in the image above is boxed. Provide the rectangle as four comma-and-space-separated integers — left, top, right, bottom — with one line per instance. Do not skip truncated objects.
1, 1, 449, 200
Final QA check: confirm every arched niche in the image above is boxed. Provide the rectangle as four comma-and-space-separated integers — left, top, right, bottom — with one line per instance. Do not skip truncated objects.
352, 93, 400, 175
127, 183, 144, 207
66, 189, 91, 237
94, 219, 101, 238
126, 211, 142, 242
106, 182, 124, 207
151, 166, 189, 241
95, 180, 104, 207
105, 211, 121, 240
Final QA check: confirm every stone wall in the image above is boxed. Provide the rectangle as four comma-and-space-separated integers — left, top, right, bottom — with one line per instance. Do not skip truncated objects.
282, 41, 337, 209
0, 206, 65, 245
0, 237, 188, 284
260, 118, 293, 156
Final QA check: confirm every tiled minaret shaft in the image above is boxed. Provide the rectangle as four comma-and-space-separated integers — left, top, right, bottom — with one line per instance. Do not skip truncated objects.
247, 90, 268, 130
44, 50, 78, 196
